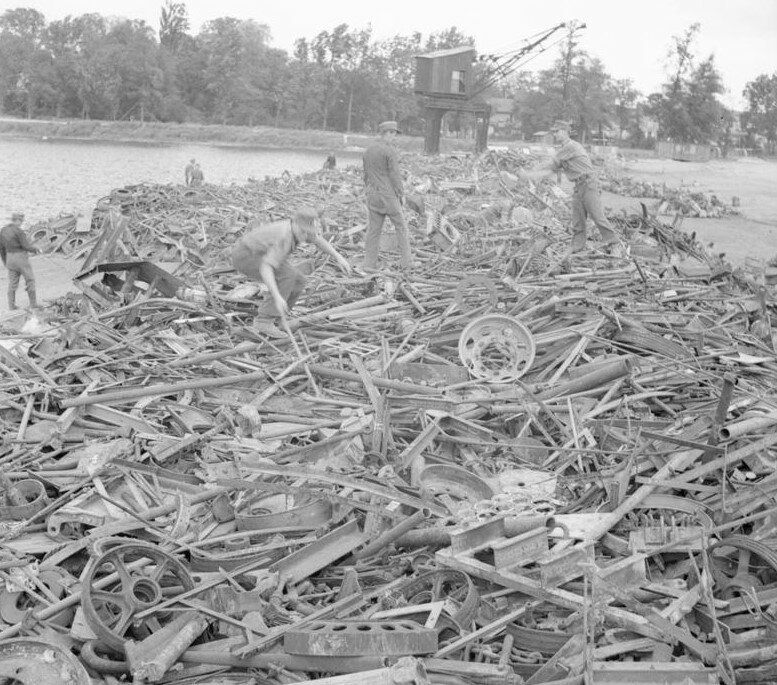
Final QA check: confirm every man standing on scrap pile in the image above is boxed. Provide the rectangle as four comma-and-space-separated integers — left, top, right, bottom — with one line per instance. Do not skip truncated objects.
521, 120, 620, 254
185, 158, 196, 186
0, 212, 38, 310
362, 120, 413, 271
232, 207, 351, 337
190, 162, 204, 187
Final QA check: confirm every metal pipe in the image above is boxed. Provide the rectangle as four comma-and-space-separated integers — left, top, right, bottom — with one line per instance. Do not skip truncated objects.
126, 611, 210, 682
308, 363, 439, 395
351, 507, 431, 560
535, 358, 632, 401
719, 413, 777, 441
394, 516, 555, 550
180, 647, 388, 673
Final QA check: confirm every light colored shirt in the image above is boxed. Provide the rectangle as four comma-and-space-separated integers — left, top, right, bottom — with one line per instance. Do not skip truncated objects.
231, 219, 318, 279
551, 139, 595, 182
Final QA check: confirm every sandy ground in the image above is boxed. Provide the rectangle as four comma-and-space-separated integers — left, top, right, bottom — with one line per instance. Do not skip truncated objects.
599, 156, 777, 265
0, 254, 80, 323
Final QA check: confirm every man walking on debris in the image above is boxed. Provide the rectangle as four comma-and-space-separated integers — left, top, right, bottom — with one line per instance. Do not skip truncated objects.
362, 120, 413, 271
520, 120, 620, 254
0, 212, 38, 310
185, 158, 196, 186
232, 206, 351, 337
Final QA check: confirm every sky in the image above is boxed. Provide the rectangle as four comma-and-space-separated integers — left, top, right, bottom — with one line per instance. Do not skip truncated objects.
3, 0, 776, 110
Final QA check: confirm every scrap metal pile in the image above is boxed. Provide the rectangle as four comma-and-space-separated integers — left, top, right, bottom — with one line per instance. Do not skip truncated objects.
1, 152, 776, 684
599, 170, 740, 219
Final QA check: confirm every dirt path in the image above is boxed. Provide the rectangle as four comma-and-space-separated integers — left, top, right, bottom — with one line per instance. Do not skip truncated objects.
0, 254, 80, 322
602, 156, 777, 266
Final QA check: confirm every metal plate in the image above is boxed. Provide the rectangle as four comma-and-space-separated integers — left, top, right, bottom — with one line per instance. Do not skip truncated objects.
0, 638, 90, 685
284, 620, 438, 656
458, 314, 535, 383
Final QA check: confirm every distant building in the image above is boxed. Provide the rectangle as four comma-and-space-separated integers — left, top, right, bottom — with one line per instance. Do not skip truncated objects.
638, 113, 659, 140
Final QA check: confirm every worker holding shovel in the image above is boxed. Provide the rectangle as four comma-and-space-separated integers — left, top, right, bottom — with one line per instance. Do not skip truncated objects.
520, 119, 620, 254
231, 207, 351, 337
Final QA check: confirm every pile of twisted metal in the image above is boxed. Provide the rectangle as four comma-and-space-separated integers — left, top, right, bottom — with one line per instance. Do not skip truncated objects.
0, 150, 775, 684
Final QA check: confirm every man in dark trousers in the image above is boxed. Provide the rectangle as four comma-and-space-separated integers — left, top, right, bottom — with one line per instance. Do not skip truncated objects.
362, 120, 413, 271
232, 207, 351, 336
0, 212, 38, 310
521, 120, 620, 253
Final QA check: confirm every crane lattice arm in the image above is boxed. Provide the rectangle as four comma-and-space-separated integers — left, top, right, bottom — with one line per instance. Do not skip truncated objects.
471, 22, 582, 97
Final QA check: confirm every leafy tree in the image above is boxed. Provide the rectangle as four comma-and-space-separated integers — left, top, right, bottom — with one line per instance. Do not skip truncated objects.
284, 39, 324, 129
374, 32, 423, 129
558, 22, 584, 119
0, 7, 48, 117
568, 55, 613, 142
311, 23, 353, 130
743, 73, 777, 154
159, 0, 189, 52
424, 26, 473, 51
611, 78, 640, 141
105, 19, 164, 121
647, 23, 726, 143
197, 17, 273, 125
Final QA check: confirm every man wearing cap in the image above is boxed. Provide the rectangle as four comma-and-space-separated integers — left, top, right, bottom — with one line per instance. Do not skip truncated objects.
0, 212, 38, 310
361, 120, 413, 271
232, 206, 351, 336
522, 120, 619, 253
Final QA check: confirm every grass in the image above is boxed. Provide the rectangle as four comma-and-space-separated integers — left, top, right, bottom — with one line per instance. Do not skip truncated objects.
0, 117, 445, 152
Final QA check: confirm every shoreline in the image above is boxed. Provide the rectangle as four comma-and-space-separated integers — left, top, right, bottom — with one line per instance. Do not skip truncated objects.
0, 118, 431, 153
0, 130, 369, 156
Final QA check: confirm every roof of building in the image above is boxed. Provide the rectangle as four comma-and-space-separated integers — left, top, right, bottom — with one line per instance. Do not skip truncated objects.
416, 46, 476, 60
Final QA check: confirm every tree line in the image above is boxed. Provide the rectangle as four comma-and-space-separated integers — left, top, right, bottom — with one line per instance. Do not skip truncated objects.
0, 4, 775, 152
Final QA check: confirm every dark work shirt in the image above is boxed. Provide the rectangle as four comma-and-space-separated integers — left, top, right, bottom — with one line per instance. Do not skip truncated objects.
0, 223, 34, 264
363, 141, 403, 199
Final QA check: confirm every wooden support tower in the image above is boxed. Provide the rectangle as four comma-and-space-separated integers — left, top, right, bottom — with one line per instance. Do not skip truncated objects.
414, 47, 491, 155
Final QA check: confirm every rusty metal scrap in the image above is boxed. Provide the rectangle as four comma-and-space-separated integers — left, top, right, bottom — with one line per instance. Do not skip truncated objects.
1, 149, 777, 683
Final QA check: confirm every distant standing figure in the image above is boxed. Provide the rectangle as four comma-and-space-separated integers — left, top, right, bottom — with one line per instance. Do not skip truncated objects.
520, 120, 619, 253
323, 153, 337, 170
0, 212, 38, 310
362, 120, 412, 271
185, 158, 196, 186
231, 207, 351, 337
190, 163, 204, 187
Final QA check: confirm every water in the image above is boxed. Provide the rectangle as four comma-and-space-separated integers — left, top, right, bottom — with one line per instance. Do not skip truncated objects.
0, 137, 363, 224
